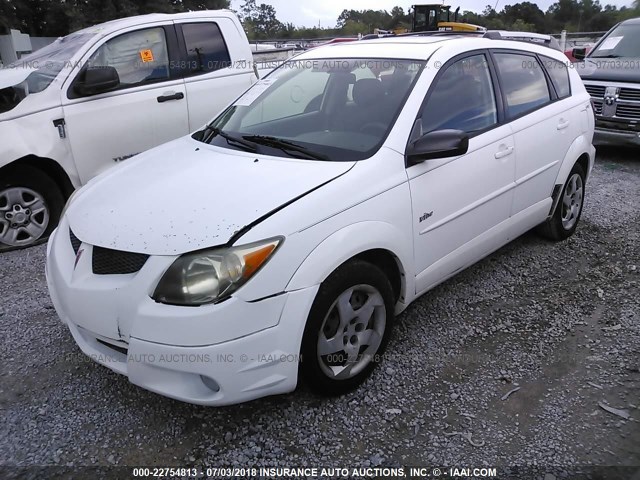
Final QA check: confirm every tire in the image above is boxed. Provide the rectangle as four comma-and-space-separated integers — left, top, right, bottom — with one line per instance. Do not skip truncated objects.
537, 163, 586, 241
300, 259, 395, 396
0, 165, 64, 252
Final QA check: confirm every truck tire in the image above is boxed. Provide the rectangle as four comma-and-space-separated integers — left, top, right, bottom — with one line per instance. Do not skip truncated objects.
0, 165, 64, 252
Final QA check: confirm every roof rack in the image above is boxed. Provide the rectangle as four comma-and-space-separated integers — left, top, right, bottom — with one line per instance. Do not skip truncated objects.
484, 30, 561, 50
371, 29, 562, 51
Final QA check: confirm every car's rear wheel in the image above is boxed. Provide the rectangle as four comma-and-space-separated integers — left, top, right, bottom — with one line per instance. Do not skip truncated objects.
0, 166, 64, 252
537, 163, 586, 241
300, 259, 394, 395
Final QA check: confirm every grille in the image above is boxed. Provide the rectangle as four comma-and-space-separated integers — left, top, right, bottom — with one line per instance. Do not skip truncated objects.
596, 119, 640, 133
92, 246, 149, 275
69, 229, 81, 254
592, 100, 603, 115
585, 84, 606, 98
619, 88, 640, 102
616, 104, 640, 120
96, 338, 128, 356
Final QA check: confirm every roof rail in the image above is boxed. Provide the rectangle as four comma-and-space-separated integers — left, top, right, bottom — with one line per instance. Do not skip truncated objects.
371, 29, 562, 50
484, 30, 562, 50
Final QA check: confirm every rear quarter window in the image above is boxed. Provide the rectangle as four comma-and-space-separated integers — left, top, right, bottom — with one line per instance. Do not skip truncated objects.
540, 56, 571, 99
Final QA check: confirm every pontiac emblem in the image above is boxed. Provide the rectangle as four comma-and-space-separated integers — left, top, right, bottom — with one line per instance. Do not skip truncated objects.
74, 248, 84, 270
602, 86, 618, 117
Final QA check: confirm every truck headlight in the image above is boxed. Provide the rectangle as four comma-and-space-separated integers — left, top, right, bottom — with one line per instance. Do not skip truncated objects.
152, 237, 283, 306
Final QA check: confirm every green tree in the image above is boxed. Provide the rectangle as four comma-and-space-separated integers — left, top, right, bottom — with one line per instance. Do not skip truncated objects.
511, 19, 536, 31
0, 0, 19, 34
502, 2, 545, 31
238, 0, 282, 39
389, 6, 410, 30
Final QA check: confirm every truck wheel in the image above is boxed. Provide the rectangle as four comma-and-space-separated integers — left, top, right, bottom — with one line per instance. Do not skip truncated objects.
300, 259, 395, 396
537, 163, 586, 241
0, 166, 64, 251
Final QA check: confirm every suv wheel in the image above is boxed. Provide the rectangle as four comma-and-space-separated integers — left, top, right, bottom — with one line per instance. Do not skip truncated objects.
537, 163, 586, 241
0, 166, 64, 251
300, 259, 394, 395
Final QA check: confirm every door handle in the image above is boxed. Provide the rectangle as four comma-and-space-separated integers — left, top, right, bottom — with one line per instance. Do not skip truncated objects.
557, 119, 570, 130
157, 92, 184, 103
494, 146, 514, 159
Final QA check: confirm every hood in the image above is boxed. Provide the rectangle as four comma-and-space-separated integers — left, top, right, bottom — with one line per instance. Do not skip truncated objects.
577, 57, 640, 83
0, 67, 37, 89
67, 137, 355, 255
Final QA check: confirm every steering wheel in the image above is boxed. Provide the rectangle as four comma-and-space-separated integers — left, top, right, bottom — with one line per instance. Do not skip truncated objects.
359, 122, 388, 136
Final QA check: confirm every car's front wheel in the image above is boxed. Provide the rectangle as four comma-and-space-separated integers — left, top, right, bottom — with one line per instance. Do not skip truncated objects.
537, 162, 586, 241
300, 259, 394, 395
0, 166, 64, 252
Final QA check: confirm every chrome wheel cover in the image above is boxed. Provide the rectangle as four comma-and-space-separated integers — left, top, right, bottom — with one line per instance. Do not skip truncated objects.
561, 173, 583, 231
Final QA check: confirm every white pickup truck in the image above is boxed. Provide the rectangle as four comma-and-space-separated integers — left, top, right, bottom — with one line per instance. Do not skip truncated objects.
0, 10, 280, 250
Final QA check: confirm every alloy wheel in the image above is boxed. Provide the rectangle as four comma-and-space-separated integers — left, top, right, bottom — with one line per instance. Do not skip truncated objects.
561, 173, 583, 230
0, 187, 50, 247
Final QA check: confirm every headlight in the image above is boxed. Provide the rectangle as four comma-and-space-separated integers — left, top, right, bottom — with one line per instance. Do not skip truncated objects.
152, 237, 283, 306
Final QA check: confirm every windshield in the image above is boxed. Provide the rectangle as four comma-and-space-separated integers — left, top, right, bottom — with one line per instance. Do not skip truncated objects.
199, 58, 424, 161
589, 23, 640, 58
6, 32, 95, 93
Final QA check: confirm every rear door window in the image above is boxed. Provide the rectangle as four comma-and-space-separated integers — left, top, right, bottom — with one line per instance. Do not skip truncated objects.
494, 53, 551, 118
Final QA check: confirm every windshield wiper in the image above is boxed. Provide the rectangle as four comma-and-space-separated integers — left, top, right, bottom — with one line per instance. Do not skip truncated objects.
200, 126, 258, 152
242, 135, 329, 161
590, 54, 621, 58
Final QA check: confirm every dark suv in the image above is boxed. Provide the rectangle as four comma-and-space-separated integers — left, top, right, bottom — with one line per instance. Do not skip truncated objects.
574, 17, 640, 147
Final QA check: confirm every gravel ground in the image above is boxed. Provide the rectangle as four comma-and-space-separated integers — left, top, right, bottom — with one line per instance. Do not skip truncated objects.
0, 147, 639, 478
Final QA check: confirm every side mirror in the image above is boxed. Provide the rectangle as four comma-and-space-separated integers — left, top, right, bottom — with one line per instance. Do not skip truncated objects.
572, 47, 587, 61
75, 66, 120, 96
406, 129, 469, 165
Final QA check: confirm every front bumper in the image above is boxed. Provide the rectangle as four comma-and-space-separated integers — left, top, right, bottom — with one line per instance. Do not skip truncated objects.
594, 127, 640, 147
46, 220, 319, 406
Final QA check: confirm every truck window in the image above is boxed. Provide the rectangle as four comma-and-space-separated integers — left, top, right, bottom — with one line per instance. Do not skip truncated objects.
589, 22, 640, 58
181, 23, 232, 75
87, 27, 170, 89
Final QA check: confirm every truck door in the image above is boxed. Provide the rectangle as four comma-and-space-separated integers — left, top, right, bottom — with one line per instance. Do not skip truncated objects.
62, 24, 189, 183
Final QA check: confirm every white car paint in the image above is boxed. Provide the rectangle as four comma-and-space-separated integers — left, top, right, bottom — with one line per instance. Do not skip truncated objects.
66, 138, 355, 255
47, 36, 596, 406
0, 67, 38, 89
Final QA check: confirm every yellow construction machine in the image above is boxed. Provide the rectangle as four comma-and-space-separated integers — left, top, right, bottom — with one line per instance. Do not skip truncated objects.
409, 4, 485, 33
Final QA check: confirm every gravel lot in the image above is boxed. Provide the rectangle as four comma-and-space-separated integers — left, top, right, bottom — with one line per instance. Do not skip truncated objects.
1, 147, 638, 478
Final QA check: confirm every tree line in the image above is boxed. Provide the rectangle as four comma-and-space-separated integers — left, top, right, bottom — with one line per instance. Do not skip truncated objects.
0, 0, 229, 36
1, 0, 639, 39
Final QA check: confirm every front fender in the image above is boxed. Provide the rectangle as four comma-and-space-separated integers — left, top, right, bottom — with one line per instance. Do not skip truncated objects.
286, 221, 414, 311
0, 107, 81, 188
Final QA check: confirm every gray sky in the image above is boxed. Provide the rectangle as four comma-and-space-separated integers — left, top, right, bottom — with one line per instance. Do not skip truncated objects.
230, 0, 634, 28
